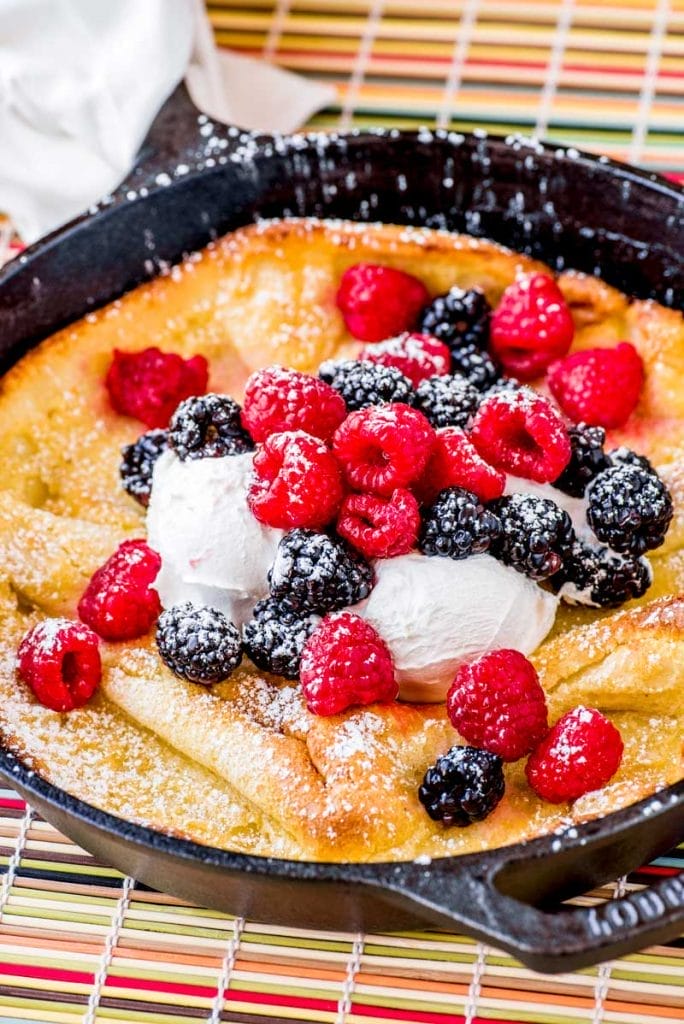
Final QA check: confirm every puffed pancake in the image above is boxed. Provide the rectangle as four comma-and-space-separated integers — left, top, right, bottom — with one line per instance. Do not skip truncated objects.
0, 218, 682, 862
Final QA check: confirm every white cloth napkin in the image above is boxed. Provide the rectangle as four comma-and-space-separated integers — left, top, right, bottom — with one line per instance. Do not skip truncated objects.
0, 0, 334, 243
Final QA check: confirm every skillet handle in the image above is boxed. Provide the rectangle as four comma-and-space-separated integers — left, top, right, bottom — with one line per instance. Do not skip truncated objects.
351, 788, 684, 973
117, 82, 238, 194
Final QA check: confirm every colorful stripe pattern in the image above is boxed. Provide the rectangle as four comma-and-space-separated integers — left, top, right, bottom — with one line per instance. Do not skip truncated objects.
207, 0, 684, 178
0, 788, 682, 1022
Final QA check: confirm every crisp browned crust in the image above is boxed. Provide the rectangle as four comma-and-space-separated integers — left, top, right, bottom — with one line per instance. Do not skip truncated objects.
0, 219, 681, 861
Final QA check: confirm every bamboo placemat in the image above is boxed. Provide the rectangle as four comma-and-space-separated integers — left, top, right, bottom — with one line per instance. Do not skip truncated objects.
208, 0, 684, 179
1, 2, 683, 1021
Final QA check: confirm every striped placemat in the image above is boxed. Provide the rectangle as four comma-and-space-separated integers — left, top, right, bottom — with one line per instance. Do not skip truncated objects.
0, 788, 683, 1023
207, 0, 684, 179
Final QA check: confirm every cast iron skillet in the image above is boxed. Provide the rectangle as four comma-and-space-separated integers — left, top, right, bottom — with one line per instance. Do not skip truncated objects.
0, 85, 683, 974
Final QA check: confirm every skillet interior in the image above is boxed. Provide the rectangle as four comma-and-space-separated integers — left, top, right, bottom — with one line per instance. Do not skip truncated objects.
0, 85, 682, 971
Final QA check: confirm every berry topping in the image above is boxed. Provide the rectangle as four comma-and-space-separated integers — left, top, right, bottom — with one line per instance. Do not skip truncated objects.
418, 287, 492, 351
470, 389, 571, 483
609, 446, 654, 473
268, 529, 373, 614
449, 343, 500, 392
248, 431, 344, 530
169, 393, 253, 460
419, 486, 501, 560
337, 488, 420, 559
319, 359, 414, 411
418, 745, 505, 827
106, 347, 208, 428
299, 611, 397, 716
241, 365, 346, 443
156, 602, 242, 684
526, 706, 623, 803
359, 332, 451, 386
554, 540, 652, 608
553, 423, 610, 498
336, 263, 430, 342
119, 429, 169, 507
413, 374, 480, 429
333, 403, 435, 496
447, 650, 548, 762
243, 598, 320, 680
78, 539, 161, 641
490, 273, 574, 380
547, 342, 644, 429
491, 494, 574, 580
17, 619, 101, 713
586, 464, 673, 555
415, 428, 505, 505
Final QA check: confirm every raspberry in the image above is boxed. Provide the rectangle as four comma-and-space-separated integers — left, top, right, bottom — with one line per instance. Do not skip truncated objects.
470, 388, 571, 483
491, 493, 574, 580
553, 424, 610, 498
333, 403, 435, 496
547, 342, 644, 429
169, 394, 253, 460
415, 428, 505, 505
106, 347, 208, 428
269, 529, 373, 613
119, 429, 169, 507
419, 487, 501, 559
336, 263, 429, 342
156, 603, 242, 683
319, 359, 414, 411
413, 374, 480, 429
243, 598, 320, 680
241, 365, 346, 443
526, 706, 623, 803
418, 287, 492, 352
337, 488, 420, 559
248, 431, 344, 530
78, 539, 162, 641
418, 746, 505, 826
586, 464, 673, 556
359, 333, 451, 386
447, 650, 548, 762
17, 619, 101, 712
490, 273, 574, 380
299, 611, 397, 715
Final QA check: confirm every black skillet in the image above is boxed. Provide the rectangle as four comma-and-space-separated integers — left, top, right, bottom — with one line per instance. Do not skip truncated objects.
0, 85, 683, 974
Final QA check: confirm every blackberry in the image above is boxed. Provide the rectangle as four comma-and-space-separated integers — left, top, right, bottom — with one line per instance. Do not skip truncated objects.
418, 745, 505, 827
119, 429, 168, 507
318, 359, 414, 411
419, 487, 501, 560
156, 603, 242, 684
553, 541, 652, 608
491, 494, 574, 580
554, 424, 610, 498
586, 464, 673, 555
169, 393, 254, 460
242, 598, 319, 680
413, 374, 480, 429
269, 529, 373, 614
418, 287, 491, 352
449, 343, 499, 392
609, 446, 654, 473
485, 376, 522, 398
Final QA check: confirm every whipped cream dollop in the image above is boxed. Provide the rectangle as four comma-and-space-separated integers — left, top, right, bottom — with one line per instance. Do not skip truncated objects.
356, 552, 558, 703
147, 450, 283, 627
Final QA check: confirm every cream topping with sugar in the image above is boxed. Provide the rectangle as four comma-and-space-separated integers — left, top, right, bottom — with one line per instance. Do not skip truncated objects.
146, 450, 283, 627
356, 552, 558, 703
